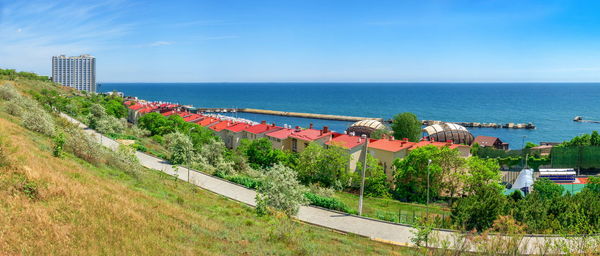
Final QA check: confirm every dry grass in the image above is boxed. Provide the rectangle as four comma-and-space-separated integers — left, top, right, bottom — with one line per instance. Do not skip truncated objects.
0, 108, 410, 255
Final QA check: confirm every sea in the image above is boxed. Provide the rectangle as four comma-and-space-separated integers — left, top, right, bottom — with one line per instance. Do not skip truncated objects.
99, 83, 600, 149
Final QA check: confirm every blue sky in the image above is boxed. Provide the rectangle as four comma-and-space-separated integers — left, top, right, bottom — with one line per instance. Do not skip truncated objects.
2, 0, 600, 82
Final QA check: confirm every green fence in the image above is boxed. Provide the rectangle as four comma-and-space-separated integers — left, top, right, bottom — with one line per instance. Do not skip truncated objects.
551, 146, 600, 169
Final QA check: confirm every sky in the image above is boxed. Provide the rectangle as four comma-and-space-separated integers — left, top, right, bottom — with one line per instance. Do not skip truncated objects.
2, 0, 600, 82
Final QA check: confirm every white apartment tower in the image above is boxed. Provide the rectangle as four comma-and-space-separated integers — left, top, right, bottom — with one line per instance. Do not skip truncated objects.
52, 55, 96, 92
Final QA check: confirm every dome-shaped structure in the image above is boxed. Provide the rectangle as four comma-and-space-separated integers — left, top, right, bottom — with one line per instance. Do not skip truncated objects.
423, 123, 474, 145
346, 119, 387, 137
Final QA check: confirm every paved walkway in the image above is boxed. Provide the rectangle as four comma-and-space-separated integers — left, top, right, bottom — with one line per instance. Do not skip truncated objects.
61, 113, 581, 254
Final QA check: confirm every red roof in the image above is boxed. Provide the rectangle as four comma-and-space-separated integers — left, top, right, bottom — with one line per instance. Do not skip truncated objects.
368, 139, 415, 152
183, 114, 203, 122
266, 128, 295, 139
197, 117, 220, 127
288, 128, 333, 141
225, 122, 252, 132
473, 136, 501, 147
326, 134, 366, 149
244, 123, 282, 134
177, 112, 191, 118
209, 121, 233, 132
161, 110, 177, 116
128, 103, 145, 110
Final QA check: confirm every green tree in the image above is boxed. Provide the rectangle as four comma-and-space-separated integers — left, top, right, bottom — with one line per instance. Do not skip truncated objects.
237, 138, 284, 169
591, 131, 600, 146
88, 103, 106, 129
355, 154, 391, 198
138, 112, 171, 135
532, 178, 564, 200
390, 112, 421, 142
452, 185, 507, 231
462, 157, 502, 195
164, 132, 196, 165
393, 145, 443, 203
370, 128, 391, 139
296, 143, 350, 189
584, 176, 600, 193
256, 163, 308, 216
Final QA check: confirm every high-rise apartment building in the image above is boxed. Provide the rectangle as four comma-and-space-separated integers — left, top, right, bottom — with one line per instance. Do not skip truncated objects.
51, 55, 96, 92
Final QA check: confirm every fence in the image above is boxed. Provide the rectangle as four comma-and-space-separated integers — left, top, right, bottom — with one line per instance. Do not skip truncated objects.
551, 146, 600, 169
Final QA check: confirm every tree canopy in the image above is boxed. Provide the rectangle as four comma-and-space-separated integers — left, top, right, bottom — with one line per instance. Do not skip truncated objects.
390, 112, 422, 142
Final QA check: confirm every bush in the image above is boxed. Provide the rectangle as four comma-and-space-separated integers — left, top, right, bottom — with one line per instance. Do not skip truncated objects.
256, 164, 308, 216
105, 145, 142, 177
0, 84, 19, 100
52, 132, 65, 157
95, 116, 125, 134
304, 192, 351, 213
65, 128, 103, 165
22, 108, 55, 136
164, 132, 196, 165
225, 175, 262, 189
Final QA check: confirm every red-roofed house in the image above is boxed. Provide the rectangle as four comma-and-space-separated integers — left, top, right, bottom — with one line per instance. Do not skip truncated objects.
196, 117, 220, 127
288, 125, 334, 153
183, 114, 203, 123
368, 138, 416, 180
473, 136, 508, 150
265, 128, 295, 151
326, 134, 370, 171
242, 121, 283, 141
222, 122, 253, 149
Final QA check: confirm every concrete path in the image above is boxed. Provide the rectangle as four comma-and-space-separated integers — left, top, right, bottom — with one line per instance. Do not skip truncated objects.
61, 113, 582, 254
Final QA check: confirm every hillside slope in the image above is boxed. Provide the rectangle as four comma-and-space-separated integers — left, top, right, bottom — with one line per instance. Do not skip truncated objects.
0, 83, 406, 255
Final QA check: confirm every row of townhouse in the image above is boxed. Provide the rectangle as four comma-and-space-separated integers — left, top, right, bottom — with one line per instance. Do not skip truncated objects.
126, 101, 471, 179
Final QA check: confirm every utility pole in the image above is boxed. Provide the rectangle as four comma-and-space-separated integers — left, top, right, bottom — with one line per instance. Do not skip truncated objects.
358, 134, 369, 216
426, 159, 432, 219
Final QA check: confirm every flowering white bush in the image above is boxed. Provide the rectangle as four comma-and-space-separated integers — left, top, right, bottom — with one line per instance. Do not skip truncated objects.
256, 163, 308, 216
0, 84, 19, 100
164, 132, 196, 165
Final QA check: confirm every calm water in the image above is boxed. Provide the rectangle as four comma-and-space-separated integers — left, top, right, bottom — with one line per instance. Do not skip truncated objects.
99, 83, 600, 148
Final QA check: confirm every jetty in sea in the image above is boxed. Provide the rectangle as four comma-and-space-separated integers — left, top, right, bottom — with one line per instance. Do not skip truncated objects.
573, 116, 600, 124
193, 107, 535, 129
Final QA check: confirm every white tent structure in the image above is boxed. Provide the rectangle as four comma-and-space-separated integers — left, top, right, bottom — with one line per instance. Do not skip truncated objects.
512, 168, 535, 191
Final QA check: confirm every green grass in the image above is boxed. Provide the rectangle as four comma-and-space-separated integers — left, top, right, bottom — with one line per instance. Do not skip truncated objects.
0, 90, 412, 255
332, 191, 450, 224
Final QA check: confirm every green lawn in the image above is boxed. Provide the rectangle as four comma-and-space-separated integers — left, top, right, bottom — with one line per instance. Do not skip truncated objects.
333, 191, 451, 225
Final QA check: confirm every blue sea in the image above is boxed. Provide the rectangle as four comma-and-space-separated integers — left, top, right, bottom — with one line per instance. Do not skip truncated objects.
99, 83, 600, 149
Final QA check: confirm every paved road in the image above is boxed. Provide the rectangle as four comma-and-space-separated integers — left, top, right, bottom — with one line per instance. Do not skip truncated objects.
61, 113, 582, 254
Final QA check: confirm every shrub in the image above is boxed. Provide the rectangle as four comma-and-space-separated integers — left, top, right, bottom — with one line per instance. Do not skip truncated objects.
164, 132, 196, 165
0, 84, 19, 100
256, 164, 308, 216
4, 98, 24, 116
95, 116, 125, 134
131, 125, 150, 138
52, 132, 65, 157
22, 108, 55, 136
304, 192, 351, 213
225, 175, 262, 189
65, 128, 103, 165
105, 145, 142, 177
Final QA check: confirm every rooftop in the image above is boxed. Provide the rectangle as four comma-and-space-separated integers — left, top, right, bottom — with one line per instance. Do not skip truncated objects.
225, 122, 252, 132
265, 128, 295, 139
244, 122, 281, 134
368, 139, 415, 152
209, 121, 233, 132
196, 117, 220, 127
288, 127, 333, 141
473, 135, 501, 146
326, 134, 367, 149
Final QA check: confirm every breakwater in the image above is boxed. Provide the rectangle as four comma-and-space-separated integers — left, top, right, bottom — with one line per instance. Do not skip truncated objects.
194, 107, 535, 129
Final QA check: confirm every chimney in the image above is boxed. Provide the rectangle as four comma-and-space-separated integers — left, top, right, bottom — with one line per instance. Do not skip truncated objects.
390, 137, 395, 141
446, 140, 453, 146
271, 123, 276, 127
323, 126, 329, 133
261, 120, 266, 125
309, 123, 314, 129
295, 126, 301, 132
403, 138, 409, 142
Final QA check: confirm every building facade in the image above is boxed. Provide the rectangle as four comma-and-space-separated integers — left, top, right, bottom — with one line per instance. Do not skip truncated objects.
52, 55, 96, 92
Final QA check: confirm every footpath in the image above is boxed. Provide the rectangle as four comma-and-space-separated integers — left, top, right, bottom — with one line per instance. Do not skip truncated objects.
62, 113, 576, 254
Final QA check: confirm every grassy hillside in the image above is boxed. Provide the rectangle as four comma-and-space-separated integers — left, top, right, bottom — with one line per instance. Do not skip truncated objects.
0, 80, 409, 255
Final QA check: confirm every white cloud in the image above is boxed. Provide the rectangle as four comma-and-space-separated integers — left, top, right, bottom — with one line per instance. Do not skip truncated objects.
149, 41, 174, 47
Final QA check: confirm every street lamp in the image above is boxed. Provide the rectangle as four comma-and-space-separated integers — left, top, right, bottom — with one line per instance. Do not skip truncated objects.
358, 134, 369, 216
